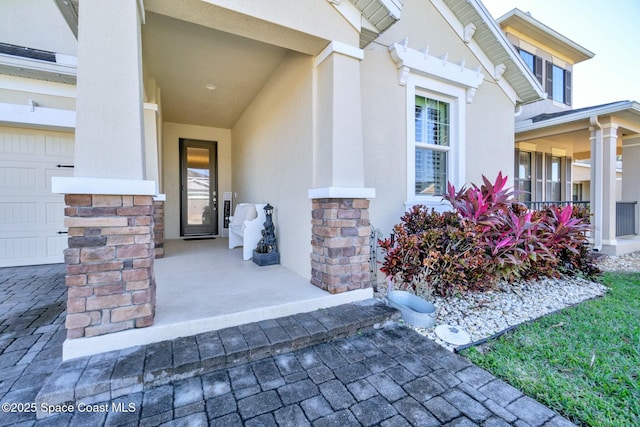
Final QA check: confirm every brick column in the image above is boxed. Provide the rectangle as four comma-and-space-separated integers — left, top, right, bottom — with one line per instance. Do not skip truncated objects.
63, 194, 156, 339
311, 198, 371, 293
153, 200, 164, 258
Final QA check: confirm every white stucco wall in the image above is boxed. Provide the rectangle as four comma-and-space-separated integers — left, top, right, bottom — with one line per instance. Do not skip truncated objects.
361, 0, 517, 236
0, 0, 77, 55
162, 122, 232, 239
231, 52, 314, 279
466, 81, 515, 187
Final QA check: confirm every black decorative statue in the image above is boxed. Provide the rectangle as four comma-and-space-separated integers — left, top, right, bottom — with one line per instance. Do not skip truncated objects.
253, 203, 280, 266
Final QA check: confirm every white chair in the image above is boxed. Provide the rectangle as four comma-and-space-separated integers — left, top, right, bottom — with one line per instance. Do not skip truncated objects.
228, 203, 266, 260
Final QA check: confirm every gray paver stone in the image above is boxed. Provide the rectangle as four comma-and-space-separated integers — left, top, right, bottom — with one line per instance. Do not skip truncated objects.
234, 384, 261, 400
228, 364, 257, 390
347, 378, 378, 401
351, 395, 398, 426
403, 376, 445, 402
69, 408, 108, 427
274, 404, 311, 427
455, 366, 496, 389
395, 353, 432, 376
479, 380, 525, 406
443, 416, 481, 426
173, 377, 203, 407
429, 368, 462, 388
393, 396, 441, 427
172, 337, 200, 369
245, 413, 277, 427
300, 395, 333, 421
112, 346, 145, 389
306, 365, 335, 384
366, 372, 406, 402
167, 412, 208, 427
319, 379, 355, 410
141, 384, 173, 419
383, 365, 415, 385
506, 396, 556, 426
37, 368, 83, 406
484, 416, 514, 427
442, 389, 492, 423
244, 331, 271, 357
104, 391, 142, 426
196, 335, 225, 368
380, 414, 412, 427
275, 353, 303, 376
295, 347, 323, 369
210, 413, 244, 427
284, 371, 308, 384
139, 410, 173, 426
220, 331, 248, 356
277, 379, 319, 405
456, 382, 489, 403
543, 415, 577, 427
237, 390, 282, 420
174, 400, 205, 419
314, 344, 348, 369
333, 362, 370, 384
312, 409, 361, 427
435, 353, 473, 372
484, 398, 518, 423
252, 359, 284, 389
201, 371, 231, 399
205, 393, 237, 419
362, 352, 398, 374
144, 341, 173, 374
425, 395, 462, 423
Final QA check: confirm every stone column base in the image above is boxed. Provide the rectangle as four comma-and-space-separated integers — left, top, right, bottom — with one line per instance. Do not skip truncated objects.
311, 198, 371, 293
153, 200, 165, 258
63, 194, 156, 339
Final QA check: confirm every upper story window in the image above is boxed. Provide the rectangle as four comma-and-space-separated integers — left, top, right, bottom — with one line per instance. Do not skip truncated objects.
518, 49, 543, 84
414, 96, 450, 196
545, 62, 572, 106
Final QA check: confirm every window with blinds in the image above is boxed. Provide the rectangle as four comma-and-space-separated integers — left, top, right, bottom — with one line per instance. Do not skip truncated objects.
414, 96, 450, 196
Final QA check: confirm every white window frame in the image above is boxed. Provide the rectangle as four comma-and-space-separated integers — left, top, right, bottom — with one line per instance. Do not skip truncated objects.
406, 75, 466, 209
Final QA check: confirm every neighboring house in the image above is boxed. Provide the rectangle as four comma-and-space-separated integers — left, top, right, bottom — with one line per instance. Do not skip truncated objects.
0, 0, 543, 353
497, 8, 640, 255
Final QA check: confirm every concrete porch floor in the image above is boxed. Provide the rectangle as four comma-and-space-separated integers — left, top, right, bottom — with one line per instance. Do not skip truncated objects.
62, 238, 372, 360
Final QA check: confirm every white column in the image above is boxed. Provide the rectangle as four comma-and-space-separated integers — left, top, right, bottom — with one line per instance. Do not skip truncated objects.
53, 0, 156, 196
622, 136, 640, 234
602, 123, 618, 245
589, 121, 603, 250
309, 42, 374, 199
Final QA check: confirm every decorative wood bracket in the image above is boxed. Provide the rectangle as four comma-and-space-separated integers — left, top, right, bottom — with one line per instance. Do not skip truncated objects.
463, 23, 476, 43
388, 38, 485, 103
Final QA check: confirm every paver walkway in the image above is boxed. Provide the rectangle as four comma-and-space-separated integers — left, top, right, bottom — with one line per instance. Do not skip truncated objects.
0, 265, 576, 426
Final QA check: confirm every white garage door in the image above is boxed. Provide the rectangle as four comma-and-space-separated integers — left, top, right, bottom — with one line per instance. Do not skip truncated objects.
0, 126, 74, 267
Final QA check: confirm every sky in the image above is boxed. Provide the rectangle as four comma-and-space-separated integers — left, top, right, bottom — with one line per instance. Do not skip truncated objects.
481, 0, 640, 108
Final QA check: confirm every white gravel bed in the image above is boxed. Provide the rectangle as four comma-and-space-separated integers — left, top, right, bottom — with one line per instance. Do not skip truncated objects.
406, 276, 608, 352
380, 251, 638, 352
597, 251, 640, 273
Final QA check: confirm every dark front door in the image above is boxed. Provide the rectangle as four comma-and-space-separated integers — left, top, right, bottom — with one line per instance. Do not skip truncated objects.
180, 139, 218, 236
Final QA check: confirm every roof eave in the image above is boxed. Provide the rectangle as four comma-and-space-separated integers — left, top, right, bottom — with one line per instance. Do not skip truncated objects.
464, 0, 545, 105
515, 101, 640, 133
497, 9, 595, 64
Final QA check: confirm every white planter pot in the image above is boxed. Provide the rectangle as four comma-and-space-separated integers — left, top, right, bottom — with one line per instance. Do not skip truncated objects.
387, 290, 436, 328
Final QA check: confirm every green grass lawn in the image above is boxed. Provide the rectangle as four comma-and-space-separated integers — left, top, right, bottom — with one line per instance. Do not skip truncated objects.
460, 272, 640, 427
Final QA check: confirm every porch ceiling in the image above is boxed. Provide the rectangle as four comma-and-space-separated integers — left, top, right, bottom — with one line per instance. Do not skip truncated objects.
516, 119, 637, 160
142, 12, 289, 129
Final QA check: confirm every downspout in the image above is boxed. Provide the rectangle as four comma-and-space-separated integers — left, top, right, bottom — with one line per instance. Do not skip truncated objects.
514, 105, 523, 117
590, 116, 603, 251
